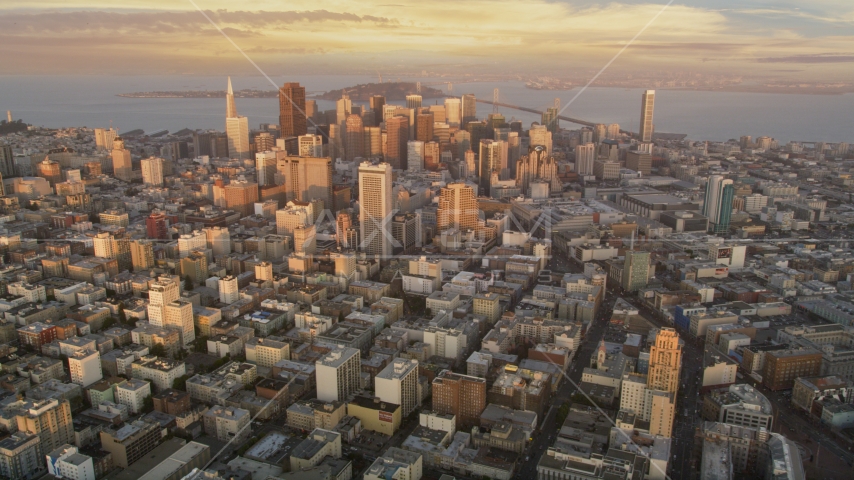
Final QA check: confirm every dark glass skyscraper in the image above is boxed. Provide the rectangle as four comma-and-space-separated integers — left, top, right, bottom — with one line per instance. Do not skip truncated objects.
279, 82, 307, 137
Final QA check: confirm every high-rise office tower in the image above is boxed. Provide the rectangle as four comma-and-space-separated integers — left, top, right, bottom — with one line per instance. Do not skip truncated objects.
316, 346, 361, 402
363, 127, 382, 157
278, 156, 332, 208
382, 104, 398, 124
478, 139, 505, 194
370, 95, 386, 126
94, 128, 117, 151
294, 224, 317, 254
358, 162, 393, 258
542, 107, 559, 133
703, 175, 735, 235
255, 132, 275, 154
529, 124, 553, 155
428, 105, 446, 124
225, 77, 250, 160
111, 137, 132, 182
437, 182, 478, 232
575, 143, 596, 175
224, 179, 259, 217
305, 100, 317, 121
385, 116, 409, 170
648, 328, 682, 393
621, 250, 650, 292
407, 141, 425, 172
593, 124, 607, 144
515, 145, 560, 196
462, 94, 477, 124
424, 141, 440, 171
336, 95, 352, 124
406, 94, 422, 110
415, 112, 434, 143
336, 211, 354, 248
639, 90, 655, 143
255, 151, 277, 187
0, 143, 14, 178
147, 277, 179, 328
445, 97, 462, 127
606, 123, 620, 139
344, 114, 364, 161
298, 134, 323, 157
140, 157, 164, 186
279, 82, 307, 137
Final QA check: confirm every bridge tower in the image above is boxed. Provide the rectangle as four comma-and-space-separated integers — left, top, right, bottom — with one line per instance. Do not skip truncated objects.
493, 88, 499, 113
447, 82, 453, 92
416, 82, 421, 94
554, 97, 561, 110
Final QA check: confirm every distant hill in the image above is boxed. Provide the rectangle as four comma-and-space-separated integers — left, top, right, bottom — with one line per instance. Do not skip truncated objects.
316, 82, 445, 101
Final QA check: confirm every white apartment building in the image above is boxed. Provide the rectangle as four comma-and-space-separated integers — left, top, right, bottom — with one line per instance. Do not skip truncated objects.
316, 347, 361, 403
68, 349, 102, 387
115, 379, 151, 415
376, 358, 420, 417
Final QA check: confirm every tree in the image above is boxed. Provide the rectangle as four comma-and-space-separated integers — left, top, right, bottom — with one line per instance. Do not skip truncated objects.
172, 374, 190, 391
150, 344, 167, 357
142, 394, 154, 414
118, 304, 128, 324
102, 317, 116, 331
193, 335, 209, 353
184, 275, 194, 291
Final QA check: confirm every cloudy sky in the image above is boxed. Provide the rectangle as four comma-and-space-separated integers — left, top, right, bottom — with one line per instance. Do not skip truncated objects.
3, 0, 854, 79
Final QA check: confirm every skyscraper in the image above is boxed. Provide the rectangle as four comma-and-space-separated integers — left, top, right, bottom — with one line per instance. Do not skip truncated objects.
424, 141, 440, 171
376, 358, 420, 417
703, 175, 735, 234
575, 143, 596, 175
111, 137, 132, 181
407, 141, 424, 172
621, 250, 650, 292
406, 94, 422, 109
415, 112, 434, 142
278, 156, 333, 208
462, 94, 477, 124
385, 116, 409, 170
515, 145, 560, 196
224, 179, 259, 217
336, 95, 352, 124
529, 124, 553, 154
359, 161, 393, 258
146, 212, 168, 239
437, 182, 478, 232
130, 240, 154, 270
648, 328, 682, 393
444, 97, 462, 127
140, 157, 164, 186
639, 90, 655, 143
0, 143, 14, 178
255, 151, 277, 187
370, 95, 386, 125
94, 128, 117, 151
344, 114, 364, 161
542, 106, 559, 133
298, 134, 323, 157
225, 77, 250, 160
278, 82, 307, 137
478, 139, 505, 194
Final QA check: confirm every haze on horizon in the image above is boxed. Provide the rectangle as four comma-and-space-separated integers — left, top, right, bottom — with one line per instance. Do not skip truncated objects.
2, 0, 854, 81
